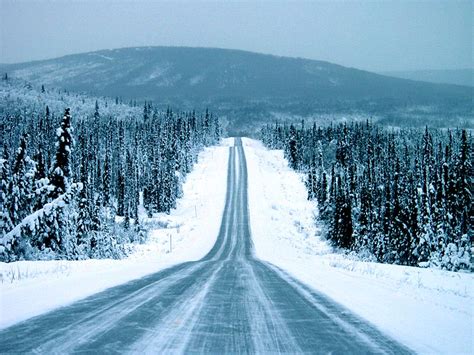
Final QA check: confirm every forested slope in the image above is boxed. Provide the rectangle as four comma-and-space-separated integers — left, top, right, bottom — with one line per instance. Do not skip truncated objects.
2, 47, 472, 134
0, 78, 220, 261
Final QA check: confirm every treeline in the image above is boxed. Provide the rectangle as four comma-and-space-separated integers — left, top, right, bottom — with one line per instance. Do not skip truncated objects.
261, 121, 472, 271
1, 84, 220, 261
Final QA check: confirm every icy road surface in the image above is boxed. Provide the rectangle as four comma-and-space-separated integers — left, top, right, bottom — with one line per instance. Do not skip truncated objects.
0, 138, 412, 354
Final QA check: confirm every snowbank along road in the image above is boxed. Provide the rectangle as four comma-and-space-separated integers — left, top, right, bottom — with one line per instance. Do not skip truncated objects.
0, 138, 413, 354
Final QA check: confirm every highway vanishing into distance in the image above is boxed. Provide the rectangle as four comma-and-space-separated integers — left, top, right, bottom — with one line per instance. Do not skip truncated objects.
0, 138, 413, 354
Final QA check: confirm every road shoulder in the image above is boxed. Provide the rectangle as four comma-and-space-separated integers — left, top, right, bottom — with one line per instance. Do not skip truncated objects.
0, 138, 233, 329
243, 137, 473, 355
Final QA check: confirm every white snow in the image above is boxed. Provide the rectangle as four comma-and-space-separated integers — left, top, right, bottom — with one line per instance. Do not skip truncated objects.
243, 137, 474, 355
90, 53, 114, 61
0, 138, 233, 330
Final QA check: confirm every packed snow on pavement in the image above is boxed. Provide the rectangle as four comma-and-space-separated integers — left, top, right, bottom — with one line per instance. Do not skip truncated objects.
243, 137, 473, 355
0, 138, 233, 329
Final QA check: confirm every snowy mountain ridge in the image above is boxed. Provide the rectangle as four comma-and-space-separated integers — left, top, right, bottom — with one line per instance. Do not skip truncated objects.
1, 46, 472, 134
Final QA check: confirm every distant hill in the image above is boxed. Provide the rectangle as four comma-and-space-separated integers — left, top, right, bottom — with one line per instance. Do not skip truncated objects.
1, 47, 472, 134
381, 69, 473, 87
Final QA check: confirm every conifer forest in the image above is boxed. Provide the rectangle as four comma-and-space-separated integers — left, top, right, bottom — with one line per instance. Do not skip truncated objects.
0, 79, 220, 261
261, 121, 472, 271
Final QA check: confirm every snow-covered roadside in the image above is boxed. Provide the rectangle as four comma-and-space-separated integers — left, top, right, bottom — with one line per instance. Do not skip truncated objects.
243, 138, 473, 355
0, 138, 232, 330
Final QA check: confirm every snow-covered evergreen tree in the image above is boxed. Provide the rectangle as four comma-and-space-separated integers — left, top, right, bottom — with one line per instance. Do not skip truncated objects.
50, 108, 73, 199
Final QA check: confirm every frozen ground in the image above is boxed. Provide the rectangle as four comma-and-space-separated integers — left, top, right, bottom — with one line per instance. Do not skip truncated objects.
243, 137, 473, 355
0, 138, 233, 329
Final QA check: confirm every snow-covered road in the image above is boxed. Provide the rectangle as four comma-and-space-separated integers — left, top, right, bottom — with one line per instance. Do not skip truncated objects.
0, 138, 412, 354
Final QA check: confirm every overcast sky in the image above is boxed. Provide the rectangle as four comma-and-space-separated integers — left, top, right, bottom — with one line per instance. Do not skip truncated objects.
0, 0, 472, 71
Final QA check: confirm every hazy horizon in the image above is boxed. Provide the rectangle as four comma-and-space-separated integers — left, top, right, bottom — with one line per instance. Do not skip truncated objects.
1, 0, 472, 72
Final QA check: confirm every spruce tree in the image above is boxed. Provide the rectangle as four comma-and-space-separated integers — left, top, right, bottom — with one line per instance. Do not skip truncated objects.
50, 108, 73, 198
